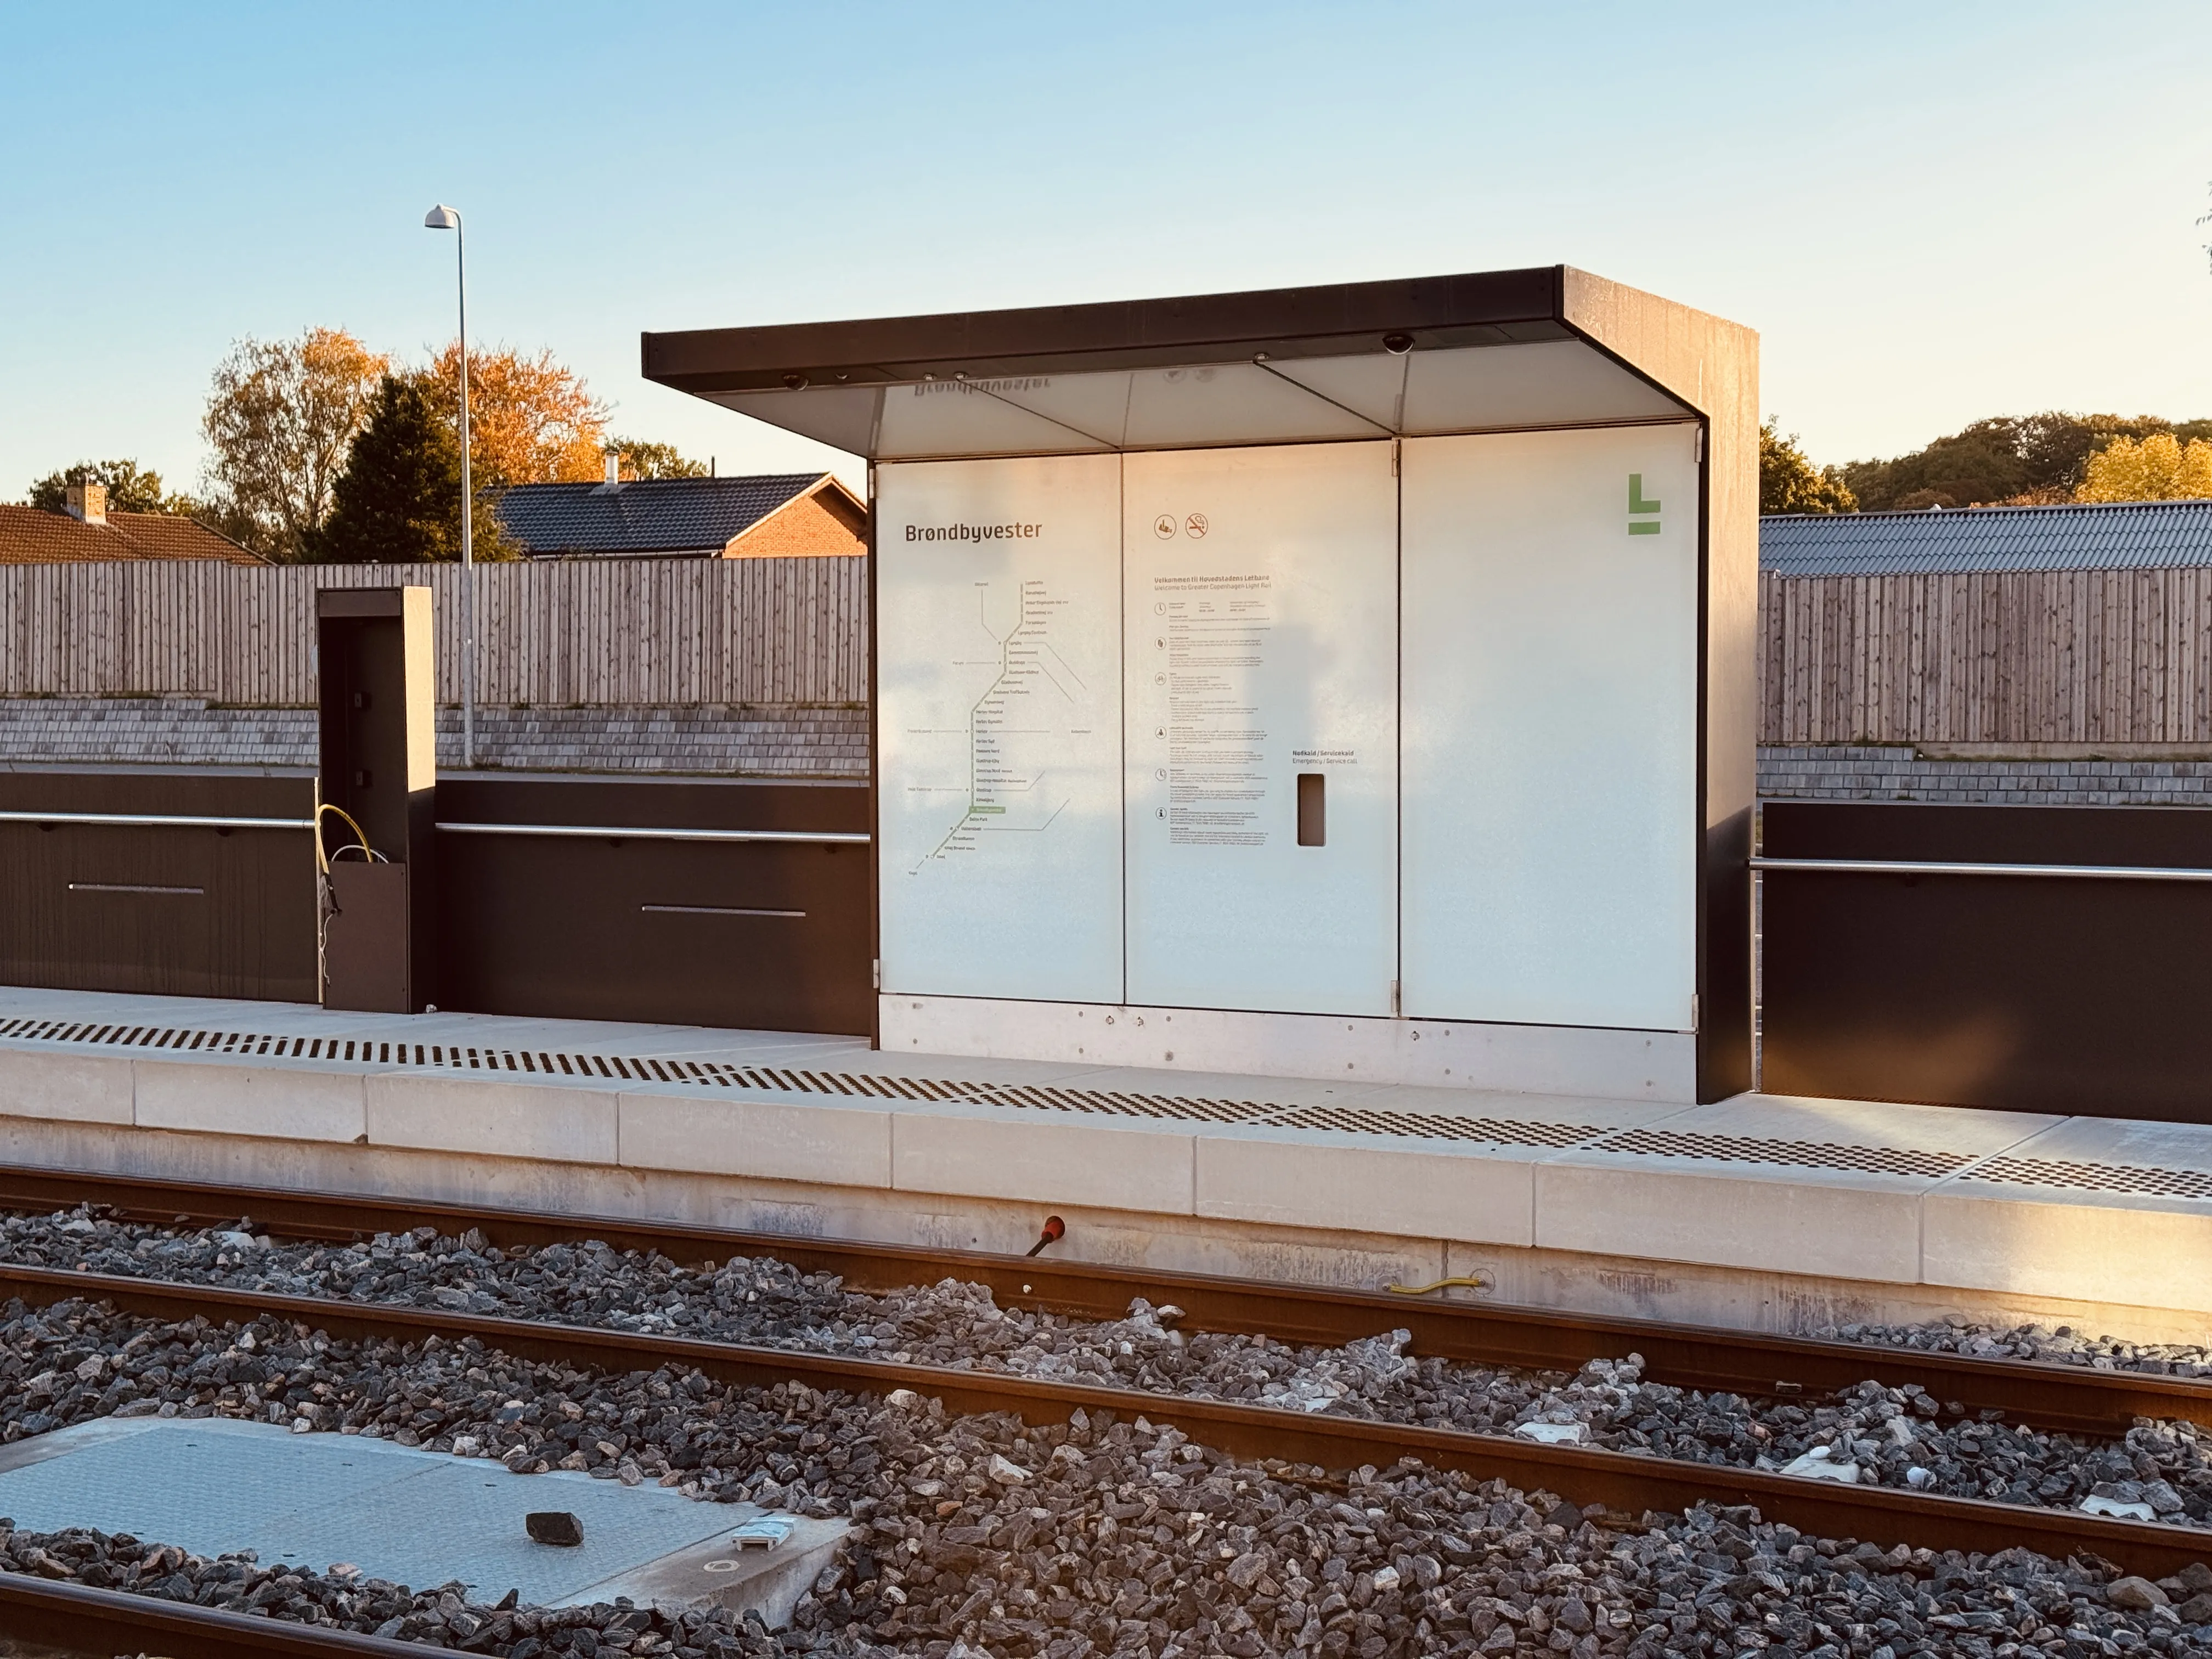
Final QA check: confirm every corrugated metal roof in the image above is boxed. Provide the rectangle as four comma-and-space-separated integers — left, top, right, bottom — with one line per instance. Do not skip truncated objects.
1760, 499, 2212, 576
494, 473, 827, 555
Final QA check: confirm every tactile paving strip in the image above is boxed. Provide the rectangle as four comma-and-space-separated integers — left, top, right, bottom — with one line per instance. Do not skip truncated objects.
1585, 1127, 1972, 1180
1266, 1103, 1604, 1148
1960, 1156, 2212, 1200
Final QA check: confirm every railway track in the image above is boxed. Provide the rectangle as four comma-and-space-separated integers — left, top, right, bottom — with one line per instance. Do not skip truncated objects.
0, 1162, 2208, 1655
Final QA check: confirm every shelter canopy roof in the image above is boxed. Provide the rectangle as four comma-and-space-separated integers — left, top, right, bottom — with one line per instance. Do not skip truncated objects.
641, 266, 1737, 461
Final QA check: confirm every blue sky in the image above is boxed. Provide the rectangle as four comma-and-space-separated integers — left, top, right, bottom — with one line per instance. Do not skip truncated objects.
3, 2, 2207, 500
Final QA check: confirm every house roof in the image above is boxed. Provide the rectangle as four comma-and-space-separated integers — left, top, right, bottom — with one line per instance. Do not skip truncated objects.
0, 505, 264, 566
1762, 499, 2212, 577
495, 473, 854, 556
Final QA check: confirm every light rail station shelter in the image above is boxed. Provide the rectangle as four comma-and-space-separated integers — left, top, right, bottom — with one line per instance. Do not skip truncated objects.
644, 267, 1757, 1106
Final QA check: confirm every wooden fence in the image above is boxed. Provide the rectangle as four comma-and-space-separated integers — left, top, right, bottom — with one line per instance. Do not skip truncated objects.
1760, 569, 2212, 745
8, 560, 2212, 742
0, 558, 868, 707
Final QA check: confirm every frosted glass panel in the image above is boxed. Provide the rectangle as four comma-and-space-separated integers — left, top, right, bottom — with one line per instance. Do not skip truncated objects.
1402, 341, 1686, 433
1124, 443, 1397, 1015
1400, 426, 1700, 1030
877, 382, 1110, 458
877, 455, 1124, 1001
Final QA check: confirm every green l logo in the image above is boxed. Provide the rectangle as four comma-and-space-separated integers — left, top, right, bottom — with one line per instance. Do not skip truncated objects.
1628, 473, 1661, 535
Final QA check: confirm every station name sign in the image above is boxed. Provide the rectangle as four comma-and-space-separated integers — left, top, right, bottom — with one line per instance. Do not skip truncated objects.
905, 521, 1044, 543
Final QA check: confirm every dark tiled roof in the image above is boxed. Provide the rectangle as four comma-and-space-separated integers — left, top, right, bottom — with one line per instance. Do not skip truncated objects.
1762, 499, 2212, 576
494, 473, 831, 555
0, 505, 263, 565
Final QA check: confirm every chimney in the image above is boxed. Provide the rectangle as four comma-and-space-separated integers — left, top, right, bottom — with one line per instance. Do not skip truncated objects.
65, 482, 107, 525
605, 451, 621, 489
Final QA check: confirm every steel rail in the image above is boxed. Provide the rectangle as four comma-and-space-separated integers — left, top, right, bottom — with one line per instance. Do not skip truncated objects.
1752, 855, 2212, 883
0, 1571, 431, 1657
0, 809, 314, 831
435, 821, 871, 845
9, 1162, 2205, 1442
5, 1261, 2209, 1582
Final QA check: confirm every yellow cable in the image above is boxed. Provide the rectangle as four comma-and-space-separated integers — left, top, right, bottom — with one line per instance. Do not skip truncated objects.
314, 802, 376, 876
1385, 1276, 1493, 1296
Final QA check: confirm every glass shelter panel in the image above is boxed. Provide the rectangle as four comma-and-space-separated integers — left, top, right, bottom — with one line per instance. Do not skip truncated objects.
1401, 341, 1685, 433
1124, 443, 1398, 1015
876, 455, 1125, 1002
1400, 426, 1700, 1031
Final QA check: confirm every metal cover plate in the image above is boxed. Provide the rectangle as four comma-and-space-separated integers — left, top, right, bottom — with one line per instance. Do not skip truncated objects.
0, 1418, 746, 1606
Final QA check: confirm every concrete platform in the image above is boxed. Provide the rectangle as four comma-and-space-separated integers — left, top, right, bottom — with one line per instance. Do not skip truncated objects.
1, 987, 2209, 1345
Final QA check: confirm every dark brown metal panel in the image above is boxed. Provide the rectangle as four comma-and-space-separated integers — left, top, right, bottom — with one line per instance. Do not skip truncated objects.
437, 775, 868, 834
435, 777, 872, 1034
642, 268, 1566, 395
0, 770, 317, 1002
323, 861, 413, 1014
1762, 803, 2212, 1119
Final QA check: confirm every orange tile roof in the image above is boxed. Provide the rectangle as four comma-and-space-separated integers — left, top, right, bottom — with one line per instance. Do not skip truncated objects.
0, 504, 265, 566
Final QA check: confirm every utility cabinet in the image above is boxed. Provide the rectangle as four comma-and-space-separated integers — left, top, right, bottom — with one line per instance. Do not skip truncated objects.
316, 586, 437, 1013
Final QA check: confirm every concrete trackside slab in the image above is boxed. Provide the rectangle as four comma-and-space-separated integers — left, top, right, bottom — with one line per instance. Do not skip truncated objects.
1193, 1091, 1671, 1247
134, 1056, 369, 1144
1923, 1115, 2212, 1309
1534, 1094, 2061, 1284
0, 1045, 133, 1124
1197, 1132, 1539, 1246
618, 1085, 894, 1188
366, 1071, 618, 1164
890, 1103, 1196, 1216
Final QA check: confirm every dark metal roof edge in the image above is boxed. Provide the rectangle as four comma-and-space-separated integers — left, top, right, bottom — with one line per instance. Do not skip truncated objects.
641, 266, 1569, 394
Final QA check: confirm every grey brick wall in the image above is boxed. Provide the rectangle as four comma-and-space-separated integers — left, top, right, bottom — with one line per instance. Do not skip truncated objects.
1758, 745, 2212, 808
10, 701, 2204, 805
0, 698, 868, 779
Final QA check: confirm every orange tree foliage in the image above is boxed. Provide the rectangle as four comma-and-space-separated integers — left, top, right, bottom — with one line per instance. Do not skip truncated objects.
417, 344, 610, 489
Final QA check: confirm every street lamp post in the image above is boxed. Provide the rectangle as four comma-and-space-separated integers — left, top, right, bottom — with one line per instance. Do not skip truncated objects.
422, 204, 474, 770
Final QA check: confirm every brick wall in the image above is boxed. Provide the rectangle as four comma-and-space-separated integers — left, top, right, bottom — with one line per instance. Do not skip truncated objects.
1757, 745, 2212, 807
0, 697, 867, 778
727, 492, 867, 559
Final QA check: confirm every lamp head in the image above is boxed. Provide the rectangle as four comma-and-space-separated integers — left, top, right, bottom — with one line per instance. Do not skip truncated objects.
424, 204, 461, 232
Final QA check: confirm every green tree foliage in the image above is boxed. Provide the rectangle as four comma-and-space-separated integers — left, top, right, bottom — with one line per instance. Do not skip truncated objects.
311, 377, 515, 563
26, 459, 195, 515
1842, 413, 2212, 511
609, 437, 708, 479
1759, 422, 1857, 515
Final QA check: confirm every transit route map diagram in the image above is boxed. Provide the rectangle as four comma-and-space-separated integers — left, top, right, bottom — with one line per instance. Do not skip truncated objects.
909, 578, 1092, 874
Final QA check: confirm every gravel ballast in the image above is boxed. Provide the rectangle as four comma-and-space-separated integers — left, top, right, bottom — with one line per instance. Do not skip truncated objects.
5, 1206, 2211, 1531
4, 1290, 2212, 1657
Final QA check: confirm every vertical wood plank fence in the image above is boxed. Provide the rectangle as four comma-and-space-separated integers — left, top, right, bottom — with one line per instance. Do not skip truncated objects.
0, 559, 868, 707
1760, 569, 2212, 744
8, 561, 2212, 741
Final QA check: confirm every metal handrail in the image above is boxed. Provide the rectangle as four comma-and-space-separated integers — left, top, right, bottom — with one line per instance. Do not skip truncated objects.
0, 809, 870, 846
1752, 855, 2212, 883
435, 820, 870, 845
0, 810, 312, 831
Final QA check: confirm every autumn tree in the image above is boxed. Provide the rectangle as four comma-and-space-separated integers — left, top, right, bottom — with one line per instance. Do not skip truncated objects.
311, 376, 514, 563
201, 328, 388, 560
416, 344, 608, 489
609, 437, 708, 479
1759, 422, 1856, 515
1841, 413, 2212, 510
2076, 432, 2212, 502
27, 459, 194, 515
